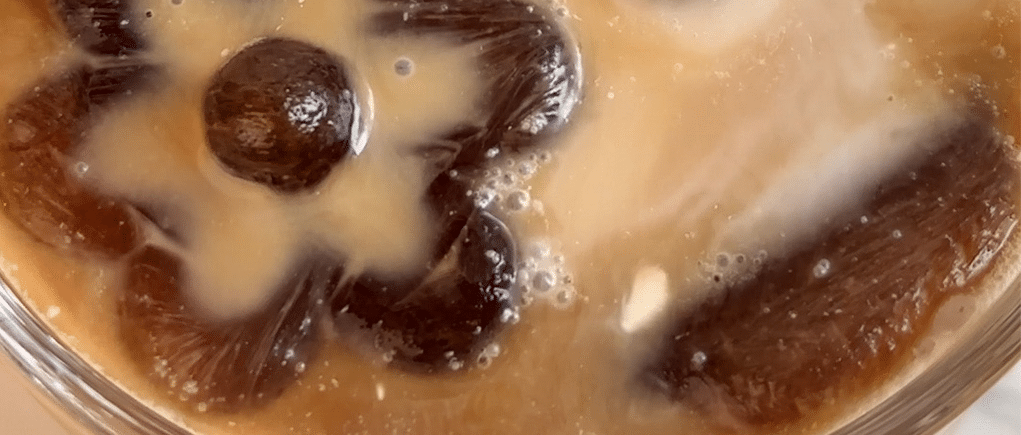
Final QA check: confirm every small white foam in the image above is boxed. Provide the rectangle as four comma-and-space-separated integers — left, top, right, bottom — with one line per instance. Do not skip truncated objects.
620, 265, 669, 333
812, 258, 831, 278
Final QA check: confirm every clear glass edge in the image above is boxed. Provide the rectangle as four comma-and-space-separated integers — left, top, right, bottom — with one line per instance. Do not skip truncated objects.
0, 271, 188, 435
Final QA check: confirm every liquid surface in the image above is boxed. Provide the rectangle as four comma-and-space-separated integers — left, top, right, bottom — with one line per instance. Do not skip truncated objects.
0, 0, 1018, 434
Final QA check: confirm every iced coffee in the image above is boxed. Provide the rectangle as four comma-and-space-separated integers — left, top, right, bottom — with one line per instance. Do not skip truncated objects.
0, 0, 1018, 433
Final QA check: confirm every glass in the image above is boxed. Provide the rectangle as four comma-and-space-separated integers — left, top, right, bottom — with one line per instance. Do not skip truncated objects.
0, 0, 1018, 433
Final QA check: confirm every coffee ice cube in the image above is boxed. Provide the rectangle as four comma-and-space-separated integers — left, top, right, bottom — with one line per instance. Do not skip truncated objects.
333, 210, 518, 373
423, 171, 475, 261
119, 247, 343, 412
642, 117, 1019, 427
54, 0, 148, 57
0, 70, 140, 258
203, 38, 358, 193
84, 62, 162, 109
373, 0, 582, 170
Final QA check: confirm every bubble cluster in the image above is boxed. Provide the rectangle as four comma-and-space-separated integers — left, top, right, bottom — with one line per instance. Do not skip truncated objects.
514, 239, 577, 309
459, 151, 579, 308
698, 250, 767, 288
468, 153, 553, 217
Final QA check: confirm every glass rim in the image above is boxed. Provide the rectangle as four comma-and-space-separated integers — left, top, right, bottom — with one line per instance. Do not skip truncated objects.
0, 271, 186, 435
0, 262, 1018, 435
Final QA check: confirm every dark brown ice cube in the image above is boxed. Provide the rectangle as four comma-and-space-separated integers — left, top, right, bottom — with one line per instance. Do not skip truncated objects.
373, 0, 582, 170
0, 70, 140, 258
424, 171, 475, 261
642, 118, 1019, 428
119, 247, 342, 412
53, 0, 148, 57
203, 38, 358, 193
129, 200, 187, 245
332, 210, 518, 373
84, 62, 162, 109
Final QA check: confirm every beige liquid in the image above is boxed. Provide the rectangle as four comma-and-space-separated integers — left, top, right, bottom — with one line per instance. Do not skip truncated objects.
0, 0, 1018, 434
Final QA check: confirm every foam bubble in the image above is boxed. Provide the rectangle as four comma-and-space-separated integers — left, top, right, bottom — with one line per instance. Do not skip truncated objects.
515, 237, 577, 309
531, 270, 556, 292
476, 342, 502, 369
690, 351, 707, 371
73, 161, 90, 177
393, 57, 414, 76
699, 250, 767, 287
551, 286, 577, 310
182, 380, 199, 395
499, 307, 520, 324
517, 160, 538, 178
474, 187, 498, 208
506, 190, 531, 211
812, 259, 831, 278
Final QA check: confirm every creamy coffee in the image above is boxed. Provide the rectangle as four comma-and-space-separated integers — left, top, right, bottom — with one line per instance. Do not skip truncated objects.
0, 0, 1017, 433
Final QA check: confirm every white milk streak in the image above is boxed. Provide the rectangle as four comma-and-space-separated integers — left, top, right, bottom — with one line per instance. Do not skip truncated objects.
540, 0, 949, 261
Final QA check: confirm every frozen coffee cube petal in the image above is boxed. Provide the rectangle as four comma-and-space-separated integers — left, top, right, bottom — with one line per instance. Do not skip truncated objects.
203, 38, 358, 193
53, 0, 148, 57
643, 117, 1019, 427
129, 200, 188, 244
120, 247, 342, 412
84, 62, 162, 109
423, 171, 475, 262
333, 210, 518, 373
373, 0, 582, 170
0, 70, 139, 258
